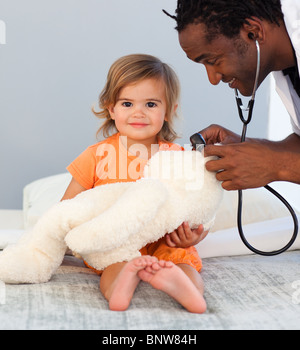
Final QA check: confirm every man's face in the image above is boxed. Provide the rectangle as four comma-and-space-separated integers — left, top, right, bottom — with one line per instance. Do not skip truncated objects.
178, 22, 265, 96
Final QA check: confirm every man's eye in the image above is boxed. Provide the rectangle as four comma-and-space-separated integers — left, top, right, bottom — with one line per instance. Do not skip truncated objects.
147, 102, 156, 108
207, 59, 216, 65
207, 58, 219, 66
122, 102, 132, 107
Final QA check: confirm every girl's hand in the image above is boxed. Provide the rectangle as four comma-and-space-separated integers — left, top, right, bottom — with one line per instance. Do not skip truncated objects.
165, 222, 209, 248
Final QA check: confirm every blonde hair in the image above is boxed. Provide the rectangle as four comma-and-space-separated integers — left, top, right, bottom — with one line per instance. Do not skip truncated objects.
93, 54, 180, 142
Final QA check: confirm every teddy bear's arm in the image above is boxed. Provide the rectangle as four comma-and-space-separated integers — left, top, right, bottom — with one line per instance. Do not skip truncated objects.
65, 179, 168, 255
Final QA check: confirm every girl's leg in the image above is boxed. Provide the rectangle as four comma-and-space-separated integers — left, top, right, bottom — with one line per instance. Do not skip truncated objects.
100, 255, 158, 311
177, 263, 205, 296
138, 261, 206, 314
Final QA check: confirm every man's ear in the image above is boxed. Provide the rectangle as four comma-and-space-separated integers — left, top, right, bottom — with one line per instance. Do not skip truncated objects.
240, 17, 266, 44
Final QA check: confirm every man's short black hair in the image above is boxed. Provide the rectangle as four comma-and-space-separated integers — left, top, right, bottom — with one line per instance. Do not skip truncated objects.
164, 0, 284, 40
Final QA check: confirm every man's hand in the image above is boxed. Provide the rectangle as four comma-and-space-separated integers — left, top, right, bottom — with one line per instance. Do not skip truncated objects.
204, 141, 277, 190
199, 124, 240, 145
199, 124, 300, 190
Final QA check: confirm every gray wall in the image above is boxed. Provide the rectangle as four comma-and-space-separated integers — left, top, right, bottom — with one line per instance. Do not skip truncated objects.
0, 0, 270, 209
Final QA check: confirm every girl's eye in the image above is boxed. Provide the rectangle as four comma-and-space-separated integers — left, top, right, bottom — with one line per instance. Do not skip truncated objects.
122, 102, 132, 107
146, 102, 156, 108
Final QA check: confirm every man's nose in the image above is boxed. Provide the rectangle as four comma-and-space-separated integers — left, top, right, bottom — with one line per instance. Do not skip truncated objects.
205, 65, 222, 86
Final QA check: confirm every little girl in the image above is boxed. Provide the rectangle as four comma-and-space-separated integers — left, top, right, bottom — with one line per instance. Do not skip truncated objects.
61, 54, 207, 314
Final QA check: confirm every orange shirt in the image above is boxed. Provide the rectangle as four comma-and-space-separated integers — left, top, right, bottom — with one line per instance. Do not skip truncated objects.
67, 132, 183, 189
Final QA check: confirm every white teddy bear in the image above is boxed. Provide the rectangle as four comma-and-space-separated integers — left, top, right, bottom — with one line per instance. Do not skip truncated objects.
0, 150, 223, 284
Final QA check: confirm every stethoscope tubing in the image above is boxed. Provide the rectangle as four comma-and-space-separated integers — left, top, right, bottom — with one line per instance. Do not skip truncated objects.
237, 186, 299, 256
234, 40, 299, 256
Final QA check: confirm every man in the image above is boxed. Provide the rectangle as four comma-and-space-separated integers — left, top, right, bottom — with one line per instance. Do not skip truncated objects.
165, 0, 300, 191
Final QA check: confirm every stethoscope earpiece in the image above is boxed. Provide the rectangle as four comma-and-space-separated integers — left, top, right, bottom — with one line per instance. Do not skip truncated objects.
248, 32, 255, 40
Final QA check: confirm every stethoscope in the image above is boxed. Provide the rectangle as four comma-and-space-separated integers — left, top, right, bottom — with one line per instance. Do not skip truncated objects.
191, 40, 299, 256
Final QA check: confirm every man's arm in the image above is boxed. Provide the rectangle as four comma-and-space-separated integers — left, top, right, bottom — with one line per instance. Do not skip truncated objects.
271, 133, 300, 183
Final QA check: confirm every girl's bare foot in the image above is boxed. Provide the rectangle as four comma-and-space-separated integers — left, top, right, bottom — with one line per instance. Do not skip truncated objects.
138, 260, 206, 314
108, 255, 158, 311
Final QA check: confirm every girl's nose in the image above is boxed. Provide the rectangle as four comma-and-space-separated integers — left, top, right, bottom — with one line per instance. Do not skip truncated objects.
205, 65, 222, 86
133, 104, 146, 117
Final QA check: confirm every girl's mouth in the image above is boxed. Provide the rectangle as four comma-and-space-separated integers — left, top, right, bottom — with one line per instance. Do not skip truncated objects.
129, 123, 149, 128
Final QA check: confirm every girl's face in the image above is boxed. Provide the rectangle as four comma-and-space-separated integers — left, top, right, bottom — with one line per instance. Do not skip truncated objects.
108, 78, 172, 148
